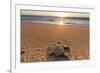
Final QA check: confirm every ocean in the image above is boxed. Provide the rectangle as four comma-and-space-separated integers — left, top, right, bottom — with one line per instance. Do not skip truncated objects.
21, 15, 89, 25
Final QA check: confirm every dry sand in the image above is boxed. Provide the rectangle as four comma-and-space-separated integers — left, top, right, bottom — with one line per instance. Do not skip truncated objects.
21, 22, 89, 63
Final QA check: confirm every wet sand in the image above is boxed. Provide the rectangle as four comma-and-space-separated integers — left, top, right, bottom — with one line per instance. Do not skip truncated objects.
21, 22, 89, 63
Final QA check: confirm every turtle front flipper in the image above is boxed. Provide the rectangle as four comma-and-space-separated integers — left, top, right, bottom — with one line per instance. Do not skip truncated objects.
63, 46, 71, 60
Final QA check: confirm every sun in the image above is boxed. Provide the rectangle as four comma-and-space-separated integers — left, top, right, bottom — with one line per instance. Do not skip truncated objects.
57, 12, 65, 18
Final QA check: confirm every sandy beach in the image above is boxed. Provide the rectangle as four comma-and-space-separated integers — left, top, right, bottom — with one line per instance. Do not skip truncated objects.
21, 22, 89, 63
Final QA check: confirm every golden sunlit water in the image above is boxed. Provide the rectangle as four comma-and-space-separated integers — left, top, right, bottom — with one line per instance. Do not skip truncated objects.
57, 12, 66, 25
58, 20, 64, 25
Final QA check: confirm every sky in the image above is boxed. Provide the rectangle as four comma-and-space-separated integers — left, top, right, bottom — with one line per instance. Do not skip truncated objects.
21, 10, 89, 18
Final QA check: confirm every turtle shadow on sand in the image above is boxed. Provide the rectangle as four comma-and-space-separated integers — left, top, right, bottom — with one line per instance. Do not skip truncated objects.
46, 42, 71, 61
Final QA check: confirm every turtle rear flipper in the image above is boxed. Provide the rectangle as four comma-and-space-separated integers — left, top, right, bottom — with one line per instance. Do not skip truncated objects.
46, 47, 54, 56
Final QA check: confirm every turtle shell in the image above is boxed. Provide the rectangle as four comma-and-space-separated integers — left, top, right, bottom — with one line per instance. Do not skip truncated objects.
53, 46, 64, 56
